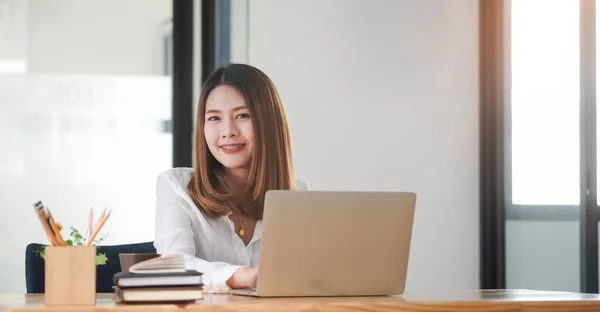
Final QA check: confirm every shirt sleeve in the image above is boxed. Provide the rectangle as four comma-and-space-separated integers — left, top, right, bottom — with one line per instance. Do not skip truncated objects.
297, 179, 310, 190
153, 174, 243, 287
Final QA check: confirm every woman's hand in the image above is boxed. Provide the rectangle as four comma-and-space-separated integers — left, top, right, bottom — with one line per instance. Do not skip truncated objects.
226, 266, 259, 289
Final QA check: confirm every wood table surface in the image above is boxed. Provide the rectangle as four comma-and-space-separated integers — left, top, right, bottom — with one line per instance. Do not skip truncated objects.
1, 289, 600, 312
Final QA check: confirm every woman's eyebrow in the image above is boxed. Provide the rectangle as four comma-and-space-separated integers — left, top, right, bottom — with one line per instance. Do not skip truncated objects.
206, 105, 248, 114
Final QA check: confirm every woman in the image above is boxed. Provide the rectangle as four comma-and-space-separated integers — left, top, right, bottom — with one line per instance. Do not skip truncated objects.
154, 63, 308, 290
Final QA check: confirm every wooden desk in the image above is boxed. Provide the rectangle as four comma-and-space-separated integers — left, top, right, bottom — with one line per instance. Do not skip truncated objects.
1, 289, 600, 312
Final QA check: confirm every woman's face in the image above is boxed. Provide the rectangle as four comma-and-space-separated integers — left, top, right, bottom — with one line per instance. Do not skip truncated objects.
204, 85, 255, 179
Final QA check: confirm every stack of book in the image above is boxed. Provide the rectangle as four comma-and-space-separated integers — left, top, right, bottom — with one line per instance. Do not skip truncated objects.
112, 253, 203, 303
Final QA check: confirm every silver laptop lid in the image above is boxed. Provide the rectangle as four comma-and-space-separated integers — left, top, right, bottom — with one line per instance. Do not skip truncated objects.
255, 190, 416, 297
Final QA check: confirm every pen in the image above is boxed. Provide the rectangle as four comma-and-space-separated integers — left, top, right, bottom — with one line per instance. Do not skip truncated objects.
86, 209, 111, 246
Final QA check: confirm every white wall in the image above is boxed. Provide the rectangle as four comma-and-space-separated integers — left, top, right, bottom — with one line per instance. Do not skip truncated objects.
28, 0, 171, 75
247, 0, 479, 291
0, 0, 28, 72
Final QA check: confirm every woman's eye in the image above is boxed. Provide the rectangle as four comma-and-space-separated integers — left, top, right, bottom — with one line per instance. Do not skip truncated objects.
207, 116, 219, 121
236, 113, 250, 119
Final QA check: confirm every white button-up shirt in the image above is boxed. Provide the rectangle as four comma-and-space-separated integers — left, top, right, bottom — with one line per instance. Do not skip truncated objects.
154, 168, 309, 286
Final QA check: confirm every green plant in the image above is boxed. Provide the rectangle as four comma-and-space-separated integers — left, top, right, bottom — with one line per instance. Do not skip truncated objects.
35, 226, 108, 266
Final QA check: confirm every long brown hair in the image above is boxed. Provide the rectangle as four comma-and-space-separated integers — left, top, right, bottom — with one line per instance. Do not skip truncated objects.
188, 63, 297, 219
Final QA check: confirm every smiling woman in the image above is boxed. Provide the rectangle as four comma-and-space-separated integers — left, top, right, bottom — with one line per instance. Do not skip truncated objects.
203, 85, 256, 185
153, 63, 309, 291
192, 64, 298, 219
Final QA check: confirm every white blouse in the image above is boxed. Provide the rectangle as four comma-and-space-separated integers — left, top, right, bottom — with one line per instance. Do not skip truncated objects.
153, 167, 309, 287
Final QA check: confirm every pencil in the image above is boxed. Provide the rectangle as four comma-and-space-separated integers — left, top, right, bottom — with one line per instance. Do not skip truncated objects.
45, 207, 66, 246
33, 202, 58, 246
85, 209, 111, 246
85, 207, 93, 243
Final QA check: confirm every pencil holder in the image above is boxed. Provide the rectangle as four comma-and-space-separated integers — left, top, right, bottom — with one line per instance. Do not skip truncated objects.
45, 246, 97, 306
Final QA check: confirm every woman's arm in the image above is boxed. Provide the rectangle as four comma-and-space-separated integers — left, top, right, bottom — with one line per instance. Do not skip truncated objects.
226, 266, 258, 289
154, 175, 256, 288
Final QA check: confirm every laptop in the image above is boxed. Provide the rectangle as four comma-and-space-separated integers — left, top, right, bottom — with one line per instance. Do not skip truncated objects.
230, 190, 416, 297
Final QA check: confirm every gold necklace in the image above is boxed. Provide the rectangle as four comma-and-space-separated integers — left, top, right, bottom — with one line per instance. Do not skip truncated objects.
232, 213, 246, 237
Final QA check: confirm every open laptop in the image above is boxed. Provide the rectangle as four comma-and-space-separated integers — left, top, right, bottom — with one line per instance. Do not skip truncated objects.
229, 190, 416, 297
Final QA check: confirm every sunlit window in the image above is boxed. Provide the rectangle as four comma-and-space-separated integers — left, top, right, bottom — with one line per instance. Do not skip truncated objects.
511, 0, 580, 205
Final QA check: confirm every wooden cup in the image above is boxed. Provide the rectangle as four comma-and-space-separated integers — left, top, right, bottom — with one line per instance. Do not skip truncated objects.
44, 246, 96, 306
